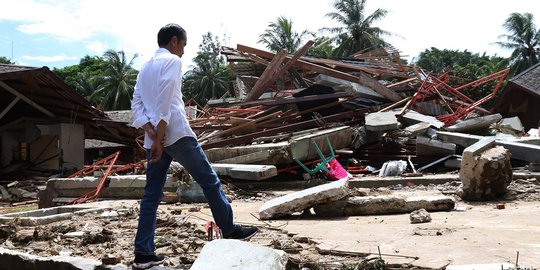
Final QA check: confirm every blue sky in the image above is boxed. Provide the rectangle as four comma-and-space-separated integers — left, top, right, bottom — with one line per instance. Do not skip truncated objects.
1, 0, 539, 70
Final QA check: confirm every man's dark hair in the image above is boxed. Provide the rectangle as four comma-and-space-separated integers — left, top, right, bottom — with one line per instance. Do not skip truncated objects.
157, 23, 186, 47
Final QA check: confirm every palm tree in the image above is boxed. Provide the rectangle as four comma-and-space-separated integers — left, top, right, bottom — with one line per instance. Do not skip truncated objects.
72, 71, 104, 106
496, 12, 540, 75
182, 32, 232, 105
258, 16, 313, 53
183, 64, 231, 105
91, 50, 138, 110
324, 0, 392, 56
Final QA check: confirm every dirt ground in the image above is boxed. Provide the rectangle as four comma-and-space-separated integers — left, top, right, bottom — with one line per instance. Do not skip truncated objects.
0, 174, 540, 269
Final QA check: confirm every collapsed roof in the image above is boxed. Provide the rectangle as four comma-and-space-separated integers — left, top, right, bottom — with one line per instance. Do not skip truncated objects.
0, 64, 138, 147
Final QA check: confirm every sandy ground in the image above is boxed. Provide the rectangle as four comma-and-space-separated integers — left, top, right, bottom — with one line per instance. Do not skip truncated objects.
225, 199, 540, 268
1, 177, 540, 269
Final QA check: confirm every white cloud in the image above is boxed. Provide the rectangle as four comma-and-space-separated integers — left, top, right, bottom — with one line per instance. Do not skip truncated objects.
85, 41, 107, 55
21, 54, 77, 63
2, 0, 539, 69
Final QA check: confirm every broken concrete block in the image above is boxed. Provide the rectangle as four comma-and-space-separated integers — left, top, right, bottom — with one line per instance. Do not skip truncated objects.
314, 74, 384, 100
290, 126, 353, 162
399, 110, 445, 129
215, 150, 273, 164
410, 208, 431, 223
259, 178, 349, 220
313, 192, 455, 217
191, 239, 288, 270
365, 111, 399, 131
170, 161, 278, 181
444, 157, 462, 169
446, 113, 502, 132
212, 164, 277, 181
0, 247, 106, 270
498, 116, 524, 132
205, 142, 290, 164
460, 143, 512, 201
404, 122, 431, 137
416, 136, 456, 156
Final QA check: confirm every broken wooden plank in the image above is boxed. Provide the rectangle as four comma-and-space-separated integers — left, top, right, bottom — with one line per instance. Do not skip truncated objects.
237, 44, 402, 101
245, 49, 287, 101
245, 40, 315, 101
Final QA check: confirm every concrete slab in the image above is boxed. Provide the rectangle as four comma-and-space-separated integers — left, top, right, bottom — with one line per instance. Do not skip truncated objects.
416, 136, 456, 156
438, 132, 540, 163
290, 126, 353, 162
399, 110, 445, 129
313, 191, 455, 217
258, 179, 349, 220
314, 74, 384, 99
0, 247, 110, 270
499, 116, 525, 132
211, 164, 278, 181
365, 111, 399, 131
404, 122, 431, 137
191, 239, 288, 270
204, 141, 290, 164
0, 205, 110, 226
215, 150, 273, 164
446, 113, 502, 132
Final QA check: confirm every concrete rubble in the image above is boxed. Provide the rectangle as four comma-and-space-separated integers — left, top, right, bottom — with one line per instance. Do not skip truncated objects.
3, 44, 540, 269
190, 239, 288, 270
313, 191, 455, 217
259, 178, 349, 220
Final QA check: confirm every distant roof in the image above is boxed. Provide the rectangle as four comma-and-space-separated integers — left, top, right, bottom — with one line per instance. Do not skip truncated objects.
508, 62, 540, 96
0, 64, 139, 147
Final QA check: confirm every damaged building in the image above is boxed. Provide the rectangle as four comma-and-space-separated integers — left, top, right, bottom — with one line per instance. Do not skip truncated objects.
1, 41, 540, 270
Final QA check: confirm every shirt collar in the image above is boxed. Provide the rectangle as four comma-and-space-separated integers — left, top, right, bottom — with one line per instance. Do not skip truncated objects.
155, 47, 171, 55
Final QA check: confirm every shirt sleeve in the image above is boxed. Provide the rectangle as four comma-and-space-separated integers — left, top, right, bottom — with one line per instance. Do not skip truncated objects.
131, 71, 149, 128
153, 57, 181, 126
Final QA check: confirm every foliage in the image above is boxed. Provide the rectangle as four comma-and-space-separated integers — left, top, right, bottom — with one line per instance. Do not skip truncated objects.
414, 48, 489, 73
53, 51, 138, 110
52, 55, 108, 103
182, 32, 232, 106
496, 12, 540, 76
414, 47, 510, 110
258, 16, 313, 53
89, 50, 138, 110
0, 56, 15, 64
308, 36, 336, 58
323, 0, 392, 56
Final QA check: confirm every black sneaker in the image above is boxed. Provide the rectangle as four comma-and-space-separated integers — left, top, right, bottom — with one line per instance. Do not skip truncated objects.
132, 254, 165, 269
224, 225, 258, 240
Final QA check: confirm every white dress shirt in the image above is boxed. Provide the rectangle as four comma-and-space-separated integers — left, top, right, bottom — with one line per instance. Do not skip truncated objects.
131, 48, 196, 149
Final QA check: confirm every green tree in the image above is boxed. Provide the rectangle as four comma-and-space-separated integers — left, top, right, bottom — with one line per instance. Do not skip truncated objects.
323, 0, 392, 56
258, 16, 313, 53
308, 36, 336, 58
90, 50, 138, 110
414, 48, 494, 74
183, 32, 232, 106
496, 12, 540, 75
0, 56, 14, 64
53, 55, 107, 100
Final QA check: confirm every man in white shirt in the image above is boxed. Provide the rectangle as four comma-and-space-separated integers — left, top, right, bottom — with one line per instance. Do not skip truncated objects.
131, 23, 257, 269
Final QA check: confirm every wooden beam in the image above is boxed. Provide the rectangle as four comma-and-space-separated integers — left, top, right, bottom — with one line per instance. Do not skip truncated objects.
245, 40, 315, 101
0, 80, 56, 118
245, 49, 287, 101
237, 44, 402, 101
0, 96, 20, 120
